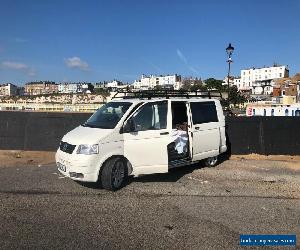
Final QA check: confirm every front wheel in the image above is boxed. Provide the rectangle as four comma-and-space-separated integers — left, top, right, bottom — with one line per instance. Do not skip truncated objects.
203, 156, 218, 167
100, 157, 127, 191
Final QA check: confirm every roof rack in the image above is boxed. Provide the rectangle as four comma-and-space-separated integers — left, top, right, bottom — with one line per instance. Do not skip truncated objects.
112, 89, 222, 100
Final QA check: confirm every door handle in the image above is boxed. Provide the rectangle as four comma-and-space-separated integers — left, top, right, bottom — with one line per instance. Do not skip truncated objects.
195, 127, 200, 130
160, 132, 169, 135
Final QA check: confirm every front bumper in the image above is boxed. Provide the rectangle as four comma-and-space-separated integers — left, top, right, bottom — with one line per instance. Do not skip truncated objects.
55, 149, 100, 182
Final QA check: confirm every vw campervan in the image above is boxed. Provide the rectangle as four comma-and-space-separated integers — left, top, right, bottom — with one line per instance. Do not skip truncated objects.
56, 91, 227, 190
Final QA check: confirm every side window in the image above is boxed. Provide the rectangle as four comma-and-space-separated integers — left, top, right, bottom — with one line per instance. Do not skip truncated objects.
190, 102, 218, 124
171, 102, 187, 129
133, 101, 167, 131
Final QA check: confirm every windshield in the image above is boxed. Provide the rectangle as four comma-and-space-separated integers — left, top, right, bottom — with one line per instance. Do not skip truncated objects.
83, 102, 132, 129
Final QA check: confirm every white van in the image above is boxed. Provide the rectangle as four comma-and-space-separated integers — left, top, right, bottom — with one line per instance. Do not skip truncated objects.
56, 93, 227, 190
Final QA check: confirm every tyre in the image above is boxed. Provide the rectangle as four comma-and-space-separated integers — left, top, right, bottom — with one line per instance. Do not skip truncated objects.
203, 156, 218, 167
100, 157, 127, 191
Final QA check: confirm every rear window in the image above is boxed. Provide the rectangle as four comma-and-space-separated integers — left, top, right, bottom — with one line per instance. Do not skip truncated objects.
190, 101, 218, 124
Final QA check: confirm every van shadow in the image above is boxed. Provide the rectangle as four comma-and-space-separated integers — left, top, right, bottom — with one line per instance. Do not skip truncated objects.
76, 151, 231, 190
75, 181, 101, 189
76, 163, 202, 189
129, 163, 201, 184
130, 151, 230, 184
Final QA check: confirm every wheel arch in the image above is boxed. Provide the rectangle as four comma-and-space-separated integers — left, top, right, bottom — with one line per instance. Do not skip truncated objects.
97, 155, 133, 181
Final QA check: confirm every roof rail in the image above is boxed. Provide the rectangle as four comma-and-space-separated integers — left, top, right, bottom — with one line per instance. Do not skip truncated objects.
111, 89, 222, 100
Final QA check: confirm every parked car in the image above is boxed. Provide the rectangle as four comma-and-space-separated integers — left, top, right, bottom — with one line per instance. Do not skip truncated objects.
56, 94, 227, 191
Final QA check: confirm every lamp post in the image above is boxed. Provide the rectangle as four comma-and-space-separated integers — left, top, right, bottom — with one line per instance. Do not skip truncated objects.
226, 43, 234, 106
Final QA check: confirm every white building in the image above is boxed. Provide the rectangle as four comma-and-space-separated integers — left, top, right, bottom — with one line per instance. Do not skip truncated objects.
133, 74, 182, 90
246, 104, 300, 116
233, 78, 241, 88
0, 83, 18, 96
222, 77, 241, 88
80, 83, 92, 93
105, 80, 128, 90
106, 80, 119, 88
132, 80, 142, 90
58, 83, 78, 93
58, 82, 96, 93
239, 65, 289, 94
94, 82, 105, 89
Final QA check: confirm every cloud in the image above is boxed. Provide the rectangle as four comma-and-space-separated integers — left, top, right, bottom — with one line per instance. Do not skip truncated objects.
64, 57, 90, 71
1, 61, 36, 76
141, 58, 164, 74
176, 49, 199, 74
14, 38, 29, 43
148, 61, 163, 73
188, 66, 199, 74
27, 69, 36, 76
176, 49, 188, 64
2, 61, 28, 70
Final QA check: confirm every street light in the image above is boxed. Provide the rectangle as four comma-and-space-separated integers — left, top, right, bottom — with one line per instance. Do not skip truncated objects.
226, 43, 234, 106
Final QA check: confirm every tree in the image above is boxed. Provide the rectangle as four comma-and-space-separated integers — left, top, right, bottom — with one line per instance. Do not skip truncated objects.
180, 79, 192, 91
93, 88, 110, 97
180, 78, 206, 91
154, 85, 163, 90
204, 78, 224, 91
190, 82, 207, 91
87, 83, 94, 93
228, 85, 247, 106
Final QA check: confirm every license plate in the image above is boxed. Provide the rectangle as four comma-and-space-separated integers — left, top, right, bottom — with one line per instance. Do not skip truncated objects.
57, 162, 66, 172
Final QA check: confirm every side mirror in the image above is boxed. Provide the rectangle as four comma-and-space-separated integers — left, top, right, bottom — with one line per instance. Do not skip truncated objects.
123, 118, 136, 133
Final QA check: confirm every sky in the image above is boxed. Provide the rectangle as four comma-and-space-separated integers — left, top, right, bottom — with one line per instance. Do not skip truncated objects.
0, 0, 300, 85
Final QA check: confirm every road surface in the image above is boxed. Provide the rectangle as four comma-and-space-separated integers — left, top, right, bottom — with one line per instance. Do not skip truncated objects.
0, 157, 299, 249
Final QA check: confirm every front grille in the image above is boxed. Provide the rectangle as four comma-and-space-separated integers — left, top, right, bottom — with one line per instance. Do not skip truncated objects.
59, 141, 76, 154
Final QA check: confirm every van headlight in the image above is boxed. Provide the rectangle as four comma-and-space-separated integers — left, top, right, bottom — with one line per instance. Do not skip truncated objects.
76, 144, 99, 155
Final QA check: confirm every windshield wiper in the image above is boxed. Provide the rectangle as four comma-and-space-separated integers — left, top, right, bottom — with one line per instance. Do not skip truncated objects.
81, 123, 98, 128
81, 123, 111, 129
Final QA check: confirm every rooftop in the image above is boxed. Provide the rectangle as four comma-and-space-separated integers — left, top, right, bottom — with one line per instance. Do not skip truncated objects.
243, 64, 287, 71
0, 83, 17, 87
25, 81, 57, 85
273, 73, 300, 85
